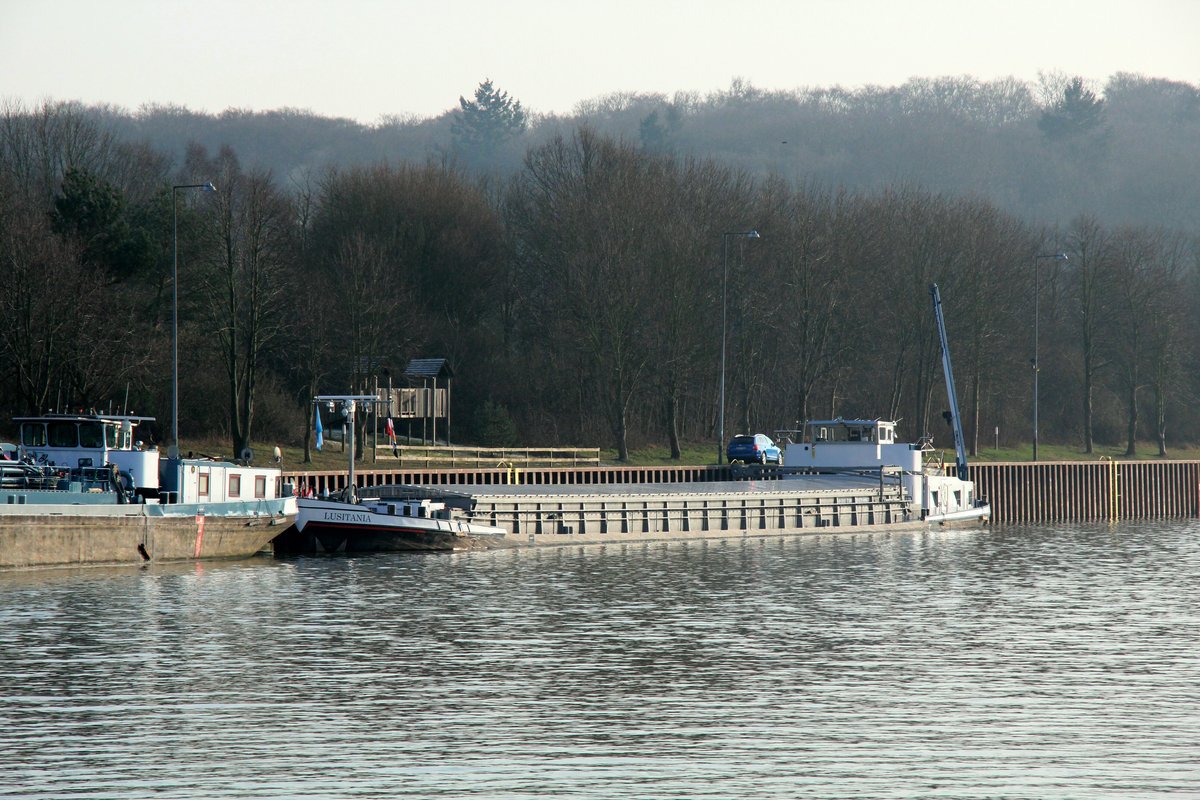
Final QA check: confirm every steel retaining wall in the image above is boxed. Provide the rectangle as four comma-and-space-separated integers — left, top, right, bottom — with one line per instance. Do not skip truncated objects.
971, 460, 1200, 523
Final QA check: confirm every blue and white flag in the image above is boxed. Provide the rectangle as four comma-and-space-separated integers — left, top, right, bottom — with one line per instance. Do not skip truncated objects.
314, 403, 324, 451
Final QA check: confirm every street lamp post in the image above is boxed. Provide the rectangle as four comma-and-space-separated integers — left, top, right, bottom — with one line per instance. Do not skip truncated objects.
171, 182, 216, 458
1032, 251, 1068, 461
718, 230, 761, 464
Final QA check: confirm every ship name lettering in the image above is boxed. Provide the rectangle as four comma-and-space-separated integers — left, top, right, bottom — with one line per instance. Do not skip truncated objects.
323, 511, 371, 522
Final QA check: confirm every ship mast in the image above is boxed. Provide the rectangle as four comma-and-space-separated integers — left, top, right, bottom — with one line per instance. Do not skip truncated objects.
314, 394, 377, 504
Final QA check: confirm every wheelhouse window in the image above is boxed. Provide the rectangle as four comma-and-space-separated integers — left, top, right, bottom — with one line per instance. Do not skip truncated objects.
21, 423, 47, 447
198, 471, 210, 498
48, 422, 78, 448
228, 474, 241, 498
78, 422, 104, 449
254, 475, 267, 498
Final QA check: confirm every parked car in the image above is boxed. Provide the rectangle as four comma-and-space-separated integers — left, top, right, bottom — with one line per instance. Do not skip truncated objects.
726, 433, 782, 465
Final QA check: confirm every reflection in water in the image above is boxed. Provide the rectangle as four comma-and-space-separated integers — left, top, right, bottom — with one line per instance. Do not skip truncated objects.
2, 522, 1199, 798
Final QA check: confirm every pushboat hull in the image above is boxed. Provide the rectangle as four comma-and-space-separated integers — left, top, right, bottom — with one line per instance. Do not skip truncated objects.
274, 498, 509, 554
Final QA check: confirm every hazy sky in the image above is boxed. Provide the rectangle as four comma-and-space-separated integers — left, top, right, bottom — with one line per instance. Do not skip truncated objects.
3, 0, 1198, 124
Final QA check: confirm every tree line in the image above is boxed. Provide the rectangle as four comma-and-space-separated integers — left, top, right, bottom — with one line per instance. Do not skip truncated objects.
82, 72, 1200, 237
1, 95, 1197, 461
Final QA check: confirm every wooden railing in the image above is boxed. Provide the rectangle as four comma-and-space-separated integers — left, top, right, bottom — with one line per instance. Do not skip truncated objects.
369, 445, 601, 469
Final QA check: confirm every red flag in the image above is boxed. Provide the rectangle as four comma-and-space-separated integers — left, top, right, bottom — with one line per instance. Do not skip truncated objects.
385, 417, 396, 442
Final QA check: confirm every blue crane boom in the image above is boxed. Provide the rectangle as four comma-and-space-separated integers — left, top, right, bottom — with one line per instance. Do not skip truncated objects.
929, 283, 969, 481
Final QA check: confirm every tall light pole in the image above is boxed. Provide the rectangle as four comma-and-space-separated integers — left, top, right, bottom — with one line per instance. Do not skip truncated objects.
1033, 251, 1068, 461
718, 229, 761, 464
171, 182, 216, 458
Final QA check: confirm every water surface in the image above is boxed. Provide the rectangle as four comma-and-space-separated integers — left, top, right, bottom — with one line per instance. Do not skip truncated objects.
2, 522, 1198, 798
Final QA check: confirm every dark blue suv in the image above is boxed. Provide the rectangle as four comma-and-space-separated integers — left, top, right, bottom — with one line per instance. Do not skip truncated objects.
726, 433, 782, 465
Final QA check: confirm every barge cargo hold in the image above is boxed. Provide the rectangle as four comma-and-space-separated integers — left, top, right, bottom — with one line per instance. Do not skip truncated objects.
364, 472, 937, 548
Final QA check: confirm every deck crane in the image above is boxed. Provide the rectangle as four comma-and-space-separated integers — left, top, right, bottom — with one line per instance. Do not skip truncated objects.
929, 283, 969, 481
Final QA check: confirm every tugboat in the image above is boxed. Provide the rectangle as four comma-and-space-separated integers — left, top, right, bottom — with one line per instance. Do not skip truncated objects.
273, 395, 508, 554
0, 412, 297, 569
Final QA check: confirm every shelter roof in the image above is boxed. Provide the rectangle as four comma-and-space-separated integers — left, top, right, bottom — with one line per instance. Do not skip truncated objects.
404, 358, 454, 379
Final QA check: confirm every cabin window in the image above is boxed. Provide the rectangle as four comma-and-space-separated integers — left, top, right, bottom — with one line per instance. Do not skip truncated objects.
106, 425, 121, 449
48, 422, 78, 448
198, 471, 210, 498
21, 423, 47, 447
78, 422, 104, 449
254, 475, 266, 498
228, 474, 241, 498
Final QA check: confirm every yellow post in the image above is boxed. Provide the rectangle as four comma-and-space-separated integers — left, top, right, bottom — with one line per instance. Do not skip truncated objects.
1100, 457, 1119, 523
1111, 458, 1119, 522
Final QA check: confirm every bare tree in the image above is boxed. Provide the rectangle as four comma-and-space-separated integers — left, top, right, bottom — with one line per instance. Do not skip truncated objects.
758, 181, 852, 429
1063, 217, 1114, 453
1105, 226, 1177, 456
508, 129, 663, 460
1142, 233, 1189, 456
187, 145, 294, 458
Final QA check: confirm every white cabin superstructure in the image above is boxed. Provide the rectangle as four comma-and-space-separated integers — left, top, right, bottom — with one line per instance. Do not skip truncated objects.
782, 418, 988, 523
11, 412, 291, 508
16, 414, 160, 493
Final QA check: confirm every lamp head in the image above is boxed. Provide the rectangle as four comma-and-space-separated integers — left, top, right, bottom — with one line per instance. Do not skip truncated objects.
203, 182, 216, 192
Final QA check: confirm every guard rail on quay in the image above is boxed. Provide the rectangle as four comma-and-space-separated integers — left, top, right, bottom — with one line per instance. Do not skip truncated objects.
283, 459, 1200, 525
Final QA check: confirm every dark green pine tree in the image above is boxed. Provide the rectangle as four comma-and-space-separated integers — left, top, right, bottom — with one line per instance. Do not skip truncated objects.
49, 167, 157, 281
1038, 77, 1108, 141
451, 79, 528, 154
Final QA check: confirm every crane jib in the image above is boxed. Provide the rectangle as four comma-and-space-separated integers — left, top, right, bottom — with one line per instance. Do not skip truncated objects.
929, 284, 969, 482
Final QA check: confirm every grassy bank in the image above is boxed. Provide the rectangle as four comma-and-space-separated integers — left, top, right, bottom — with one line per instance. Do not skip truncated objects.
184, 436, 1200, 472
